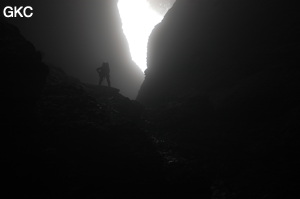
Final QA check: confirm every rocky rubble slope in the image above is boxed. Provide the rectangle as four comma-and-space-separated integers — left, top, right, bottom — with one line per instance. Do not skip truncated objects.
0, 20, 164, 198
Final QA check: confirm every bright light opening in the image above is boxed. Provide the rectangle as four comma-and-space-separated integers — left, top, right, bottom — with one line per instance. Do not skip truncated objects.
117, 0, 165, 72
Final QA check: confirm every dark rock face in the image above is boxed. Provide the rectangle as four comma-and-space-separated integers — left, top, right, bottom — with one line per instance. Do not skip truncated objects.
138, 0, 300, 110
137, 0, 300, 197
0, 20, 48, 196
0, 20, 48, 125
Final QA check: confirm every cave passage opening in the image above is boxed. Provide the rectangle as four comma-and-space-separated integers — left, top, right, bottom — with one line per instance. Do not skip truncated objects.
117, 0, 175, 72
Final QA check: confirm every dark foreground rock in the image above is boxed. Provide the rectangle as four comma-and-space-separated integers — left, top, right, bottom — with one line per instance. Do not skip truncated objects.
7, 66, 167, 198
0, 21, 164, 198
35, 67, 212, 198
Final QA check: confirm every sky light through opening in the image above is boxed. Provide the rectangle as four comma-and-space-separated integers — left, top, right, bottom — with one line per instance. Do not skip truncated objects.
117, 0, 165, 72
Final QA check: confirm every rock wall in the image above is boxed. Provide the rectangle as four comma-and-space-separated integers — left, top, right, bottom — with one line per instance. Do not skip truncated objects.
137, 0, 300, 113
0, 19, 48, 125
136, 1, 300, 196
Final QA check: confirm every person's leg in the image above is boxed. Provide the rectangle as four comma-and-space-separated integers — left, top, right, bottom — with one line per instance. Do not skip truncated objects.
99, 76, 104, 85
106, 75, 111, 87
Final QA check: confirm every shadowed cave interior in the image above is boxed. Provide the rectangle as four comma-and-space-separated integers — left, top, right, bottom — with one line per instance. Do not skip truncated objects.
1, 0, 300, 198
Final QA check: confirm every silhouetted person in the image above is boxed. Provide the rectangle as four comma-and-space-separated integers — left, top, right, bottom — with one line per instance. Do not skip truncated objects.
97, 62, 111, 87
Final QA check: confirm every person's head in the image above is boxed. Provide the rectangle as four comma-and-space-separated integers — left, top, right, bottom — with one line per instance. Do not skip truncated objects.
103, 61, 109, 68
